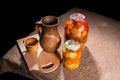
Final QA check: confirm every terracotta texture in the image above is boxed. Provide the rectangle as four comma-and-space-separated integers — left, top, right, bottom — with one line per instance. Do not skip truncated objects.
35, 16, 61, 53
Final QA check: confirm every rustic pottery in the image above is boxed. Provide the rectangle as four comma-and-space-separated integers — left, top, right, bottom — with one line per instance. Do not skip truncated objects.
35, 16, 61, 53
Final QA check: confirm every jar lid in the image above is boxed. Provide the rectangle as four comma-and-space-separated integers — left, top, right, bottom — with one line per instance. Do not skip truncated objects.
64, 40, 80, 51
70, 13, 85, 22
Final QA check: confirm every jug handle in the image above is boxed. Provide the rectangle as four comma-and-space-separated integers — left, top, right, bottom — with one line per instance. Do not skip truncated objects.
35, 21, 42, 37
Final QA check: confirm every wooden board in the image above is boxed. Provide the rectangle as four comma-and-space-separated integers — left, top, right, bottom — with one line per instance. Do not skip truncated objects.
17, 34, 60, 73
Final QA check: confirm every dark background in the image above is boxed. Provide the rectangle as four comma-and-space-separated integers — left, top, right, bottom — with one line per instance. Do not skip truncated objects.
0, 0, 120, 58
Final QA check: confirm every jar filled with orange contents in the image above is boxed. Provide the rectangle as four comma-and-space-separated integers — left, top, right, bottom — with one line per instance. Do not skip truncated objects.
64, 13, 89, 49
62, 40, 83, 70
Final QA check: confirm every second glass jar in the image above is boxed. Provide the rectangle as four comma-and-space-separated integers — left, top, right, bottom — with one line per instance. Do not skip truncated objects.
62, 40, 83, 70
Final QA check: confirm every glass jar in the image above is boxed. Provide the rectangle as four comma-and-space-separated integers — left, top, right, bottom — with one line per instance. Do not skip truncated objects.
62, 40, 83, 70
64, 13, 89, 49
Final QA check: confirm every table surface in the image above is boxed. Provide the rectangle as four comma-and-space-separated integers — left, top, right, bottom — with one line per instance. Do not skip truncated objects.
1, 7, 120, 80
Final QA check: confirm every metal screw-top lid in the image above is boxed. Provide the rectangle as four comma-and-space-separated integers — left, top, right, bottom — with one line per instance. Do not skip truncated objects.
70, 13, 85, 22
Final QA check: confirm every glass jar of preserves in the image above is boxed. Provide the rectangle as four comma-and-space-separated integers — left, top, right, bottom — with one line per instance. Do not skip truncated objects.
62, 40, 83, 70
64, 13, 89, 49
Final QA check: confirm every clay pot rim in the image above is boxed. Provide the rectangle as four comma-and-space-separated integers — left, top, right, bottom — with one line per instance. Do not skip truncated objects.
40, 15, 60, 27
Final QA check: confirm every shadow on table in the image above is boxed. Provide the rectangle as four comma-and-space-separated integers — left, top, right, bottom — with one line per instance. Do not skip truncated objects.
63, 47, 100, 80
30, 47, 100, 80
0, 50, 64, 80
0, 47, 100, 80
0, 58, 37, 80
0, 72, 32, 80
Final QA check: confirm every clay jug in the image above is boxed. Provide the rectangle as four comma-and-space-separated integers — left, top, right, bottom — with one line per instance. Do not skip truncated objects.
35, 16, 61, 53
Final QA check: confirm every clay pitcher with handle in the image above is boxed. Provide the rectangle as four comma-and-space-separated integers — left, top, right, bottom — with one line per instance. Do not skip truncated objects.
35, 16, 61, 53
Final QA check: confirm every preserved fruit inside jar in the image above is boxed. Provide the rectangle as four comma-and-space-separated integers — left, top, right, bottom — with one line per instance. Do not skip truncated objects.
62, 40, 83, 70
64, 13, 89, 49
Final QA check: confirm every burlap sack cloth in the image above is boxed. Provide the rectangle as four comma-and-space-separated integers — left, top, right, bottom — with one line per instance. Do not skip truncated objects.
0, 47, 100, 80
